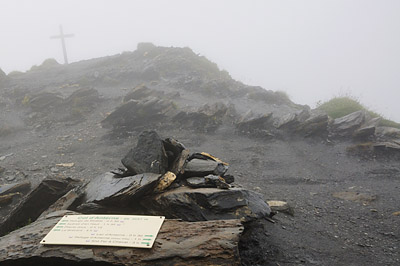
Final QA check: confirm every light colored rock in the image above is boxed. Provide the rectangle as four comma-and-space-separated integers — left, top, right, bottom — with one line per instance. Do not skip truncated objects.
330, 110, 366, 137
267, 200, 294, 215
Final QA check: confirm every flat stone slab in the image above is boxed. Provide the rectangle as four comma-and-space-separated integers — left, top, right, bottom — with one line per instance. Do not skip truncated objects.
82, 172, 160, 206
0, 210, 243, 266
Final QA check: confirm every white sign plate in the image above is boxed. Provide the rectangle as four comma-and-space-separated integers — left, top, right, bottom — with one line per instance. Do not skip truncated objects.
41, 215, 165, 248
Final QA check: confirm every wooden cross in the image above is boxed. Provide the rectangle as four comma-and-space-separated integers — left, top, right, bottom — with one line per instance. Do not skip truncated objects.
50, 25, 74, 64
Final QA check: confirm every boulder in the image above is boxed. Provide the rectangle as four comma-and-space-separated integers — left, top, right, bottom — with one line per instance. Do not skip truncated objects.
28, 92, 63, 112
375, 126, 400, 139
123, 84, 155, 103
353, 126, 376, 140
0, 176, 80, 236
330, 110, 366, 137
121, 131, 168, 175
373, 141, 400, 152
173, 102, 235, 133
274, 109, 310, 130
236, 113, 274, 137
63, 88, 102, 113
295, 113, 329, 137
0, 210, 243, 266
30, 58, 59, 71
143, 187, 270, 222
101, 98, 177, 133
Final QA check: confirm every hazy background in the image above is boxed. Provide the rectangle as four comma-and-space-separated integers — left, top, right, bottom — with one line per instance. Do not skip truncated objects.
1, 0, 399, 121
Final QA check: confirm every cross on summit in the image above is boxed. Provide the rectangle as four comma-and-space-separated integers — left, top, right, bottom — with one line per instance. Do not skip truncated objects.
50, 25, 74, 64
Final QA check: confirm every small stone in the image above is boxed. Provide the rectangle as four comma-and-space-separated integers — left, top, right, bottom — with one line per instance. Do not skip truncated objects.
205, 175, 230, 189
55, 163, 75, 168
6, 176, 16, 182
221, 174, 235, 184
154, 171, 176, 193
267, 200, 294, 216
50, 167, 59, 173
392, 211, 400, 216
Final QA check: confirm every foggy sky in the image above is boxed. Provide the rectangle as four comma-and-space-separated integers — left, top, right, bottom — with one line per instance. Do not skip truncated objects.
1, 0, 399, 121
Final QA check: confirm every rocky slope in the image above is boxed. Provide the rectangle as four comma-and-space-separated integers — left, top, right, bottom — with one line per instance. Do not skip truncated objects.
0, 43, 399, 265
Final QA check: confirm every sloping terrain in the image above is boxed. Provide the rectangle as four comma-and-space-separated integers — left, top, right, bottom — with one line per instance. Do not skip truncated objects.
0, 44, 399, 265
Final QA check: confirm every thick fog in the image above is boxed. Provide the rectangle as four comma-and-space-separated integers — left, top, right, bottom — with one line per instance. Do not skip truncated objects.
1, 0, 399, 121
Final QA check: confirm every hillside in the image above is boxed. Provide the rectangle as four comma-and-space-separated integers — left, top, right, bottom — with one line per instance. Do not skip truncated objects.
0, 43, 399, 265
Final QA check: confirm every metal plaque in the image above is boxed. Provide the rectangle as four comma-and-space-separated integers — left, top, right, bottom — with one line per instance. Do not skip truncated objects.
40, 215, 165, 248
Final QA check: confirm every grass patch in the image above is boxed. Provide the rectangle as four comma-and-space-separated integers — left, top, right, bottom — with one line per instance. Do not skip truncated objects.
317, 96, 400, 129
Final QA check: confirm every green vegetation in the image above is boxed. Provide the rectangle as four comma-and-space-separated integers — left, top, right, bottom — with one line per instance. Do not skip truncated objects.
317, 96, 400, 129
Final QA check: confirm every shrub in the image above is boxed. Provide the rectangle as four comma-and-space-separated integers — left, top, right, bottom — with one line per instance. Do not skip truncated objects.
317, 96, 400, 129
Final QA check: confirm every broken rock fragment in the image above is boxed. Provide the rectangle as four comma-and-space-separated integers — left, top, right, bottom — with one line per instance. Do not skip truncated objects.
0, 176, 80, 236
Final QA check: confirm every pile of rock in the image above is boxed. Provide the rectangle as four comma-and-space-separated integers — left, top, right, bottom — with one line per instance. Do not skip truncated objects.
0, 131, 271, 265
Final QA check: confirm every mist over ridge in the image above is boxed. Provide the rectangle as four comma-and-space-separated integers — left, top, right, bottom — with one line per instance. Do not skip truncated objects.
1, 0, 400, 121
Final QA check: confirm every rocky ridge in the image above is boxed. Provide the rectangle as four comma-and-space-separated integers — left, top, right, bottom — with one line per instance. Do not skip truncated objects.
0, 43, 399, 265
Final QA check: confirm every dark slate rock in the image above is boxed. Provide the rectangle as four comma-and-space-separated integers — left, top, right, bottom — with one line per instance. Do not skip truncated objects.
184, 158, 228, 178
163, 137, 186, 169
186, 175, 230, 189
0, 176, 80, 236
0, 181, 30, 196
170, 149, 190, 176
222, 174, 235, 184
81, 171, 160, 207
143, 187, 270, 222
121, 131, 168, 175
205, 174, 230, 189
101, 98, 177, 133
186, 177, 207, 188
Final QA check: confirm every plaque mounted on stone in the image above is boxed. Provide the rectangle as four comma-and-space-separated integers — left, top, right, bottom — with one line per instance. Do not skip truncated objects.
41, 214, 165, 248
